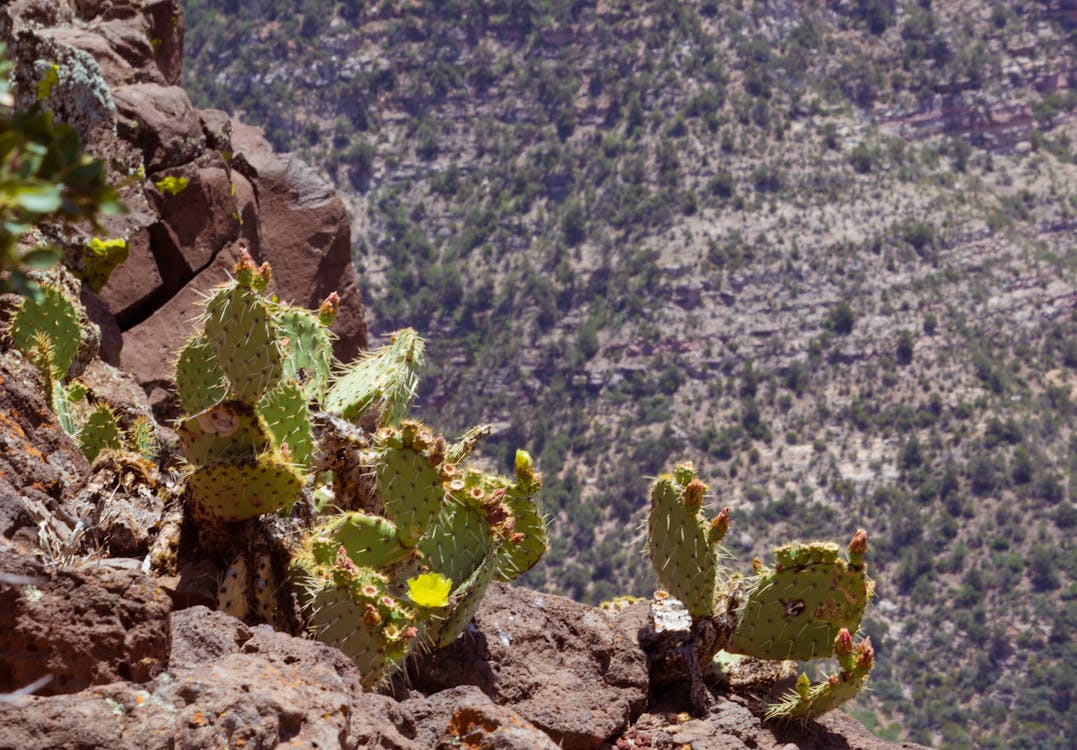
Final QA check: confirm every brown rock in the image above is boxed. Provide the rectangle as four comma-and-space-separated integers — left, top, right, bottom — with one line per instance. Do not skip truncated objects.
0, 352, 90, 518
615, 699, 933, 750
147, 155, 242, 282
112, 83, 205, 172
403, 685, 562, 750
73, 0, 184, 86
96, 226, 164, 328
0, 543, 172, 696
409, 582, 649, 750
230, 120, 367, 361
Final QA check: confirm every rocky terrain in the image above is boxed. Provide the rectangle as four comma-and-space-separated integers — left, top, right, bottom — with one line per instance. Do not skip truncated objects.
178, 1, 1077, 747
0, 1, 932, 749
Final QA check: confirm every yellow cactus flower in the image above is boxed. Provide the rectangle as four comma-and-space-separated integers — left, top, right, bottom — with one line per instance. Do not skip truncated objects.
407, 572, 452, 609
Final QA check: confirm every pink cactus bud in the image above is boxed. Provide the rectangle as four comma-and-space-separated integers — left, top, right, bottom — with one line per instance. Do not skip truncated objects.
848, 529, 868, 567
510, 532, 525, 544
317, 291, 340, 325
403, 626, 419, 641
856, 638, 875, 670
834, 628, 854, 656
683, 478, 707, 512
709, 507, 730, 543
335, 546, 359, 577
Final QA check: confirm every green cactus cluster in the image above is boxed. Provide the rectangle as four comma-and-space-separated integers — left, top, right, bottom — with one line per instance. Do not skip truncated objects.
175, 254, 547, 689
646, 462, 875, 721
6, 281, 151, 463
174, 255, 318, 525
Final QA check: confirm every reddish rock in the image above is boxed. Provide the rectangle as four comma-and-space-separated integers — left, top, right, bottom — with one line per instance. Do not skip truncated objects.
73, 0, 184, 85
409, 582, 650, 750
0, 544, 172, 696
147, 155, 242, 282
112, 83, 205, 172
230, 120, 367, 362
0, 352, 90, 516
97, 226, 164, 327
403, 685, 561, 750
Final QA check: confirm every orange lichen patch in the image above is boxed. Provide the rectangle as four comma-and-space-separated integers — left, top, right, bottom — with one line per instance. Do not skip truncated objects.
189, 711, 208, 727
447, 707, 500, 747
0, 410, 28, 439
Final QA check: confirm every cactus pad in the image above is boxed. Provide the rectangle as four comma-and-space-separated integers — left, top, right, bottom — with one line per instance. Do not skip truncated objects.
647, 466, 724, 618
9, 283, 79, 380
174, 334, 228, 414
272, 306, 333, 402
764, 631, 875, 721
309, 512, 413, 571
324, 328, 424, 425
728, 540, 872, 661
374, 423, 446, 547
259, 379, 314, 468
204, 284, 282, 401
187, 454, 303, 521
78, 404, 122, 463
430, 544, 501, 648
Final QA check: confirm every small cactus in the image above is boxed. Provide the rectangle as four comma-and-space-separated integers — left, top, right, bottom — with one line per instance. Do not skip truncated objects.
644, 461, 875, 720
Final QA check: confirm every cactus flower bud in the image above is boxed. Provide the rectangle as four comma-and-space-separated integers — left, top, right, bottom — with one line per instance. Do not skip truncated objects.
848, 529, 868, 567
362, 603, 381, 626
673, 462, 695, 486
855, 637, 875, 671
708, 506, 730, 544
683, 478, 707, 512
317, 291, 340, 325
834, 628, 854, 656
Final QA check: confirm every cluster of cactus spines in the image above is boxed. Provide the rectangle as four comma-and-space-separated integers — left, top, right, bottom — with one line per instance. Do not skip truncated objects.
323, 327, 424, 426
646, 462, 874, 720
764, 629, 875, 721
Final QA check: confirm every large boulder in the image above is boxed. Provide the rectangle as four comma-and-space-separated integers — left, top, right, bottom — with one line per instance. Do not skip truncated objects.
0, 543, 172, 696
409, 582, 650, 750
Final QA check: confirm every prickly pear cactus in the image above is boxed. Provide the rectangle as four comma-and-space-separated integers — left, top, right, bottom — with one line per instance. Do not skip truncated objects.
169, 254, 547, 691
174, 252, 337, 526
289, 433, 546, 687
644, 461, 875, 721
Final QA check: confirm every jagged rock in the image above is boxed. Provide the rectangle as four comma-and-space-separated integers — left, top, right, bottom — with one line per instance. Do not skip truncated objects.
112, 83, 205, 172
402, 685, 562, 750
147, 155, 243, 282
0, 542, 172, 697
0, 352, 90, 544
614, 701, 933, 750
408, 582, 650, 750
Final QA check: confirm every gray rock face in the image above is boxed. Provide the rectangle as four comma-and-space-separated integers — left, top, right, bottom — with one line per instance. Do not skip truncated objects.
409, 582, 650, 750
